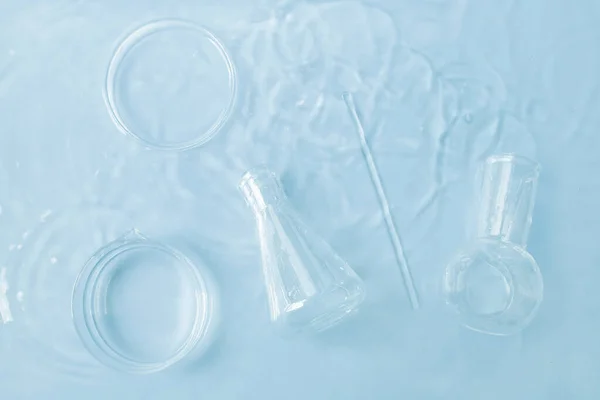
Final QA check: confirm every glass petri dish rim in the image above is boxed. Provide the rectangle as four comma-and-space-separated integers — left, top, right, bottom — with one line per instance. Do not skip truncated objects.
104, 18, 238, 152
72, 230, 215, 374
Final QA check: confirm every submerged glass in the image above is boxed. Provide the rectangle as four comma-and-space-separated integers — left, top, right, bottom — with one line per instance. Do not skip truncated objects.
240, 167, 366, 335
72, 230, 218, 374
444, 154, 544, 335
105, 19, 237, 151
0, 207, 218, 376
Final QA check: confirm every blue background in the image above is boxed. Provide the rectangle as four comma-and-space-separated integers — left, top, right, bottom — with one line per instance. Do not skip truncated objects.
0, 0, 598, 398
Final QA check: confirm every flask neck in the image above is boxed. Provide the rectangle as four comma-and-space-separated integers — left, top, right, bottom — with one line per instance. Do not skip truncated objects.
239, 167, 287, 214
475, 154, 540, 248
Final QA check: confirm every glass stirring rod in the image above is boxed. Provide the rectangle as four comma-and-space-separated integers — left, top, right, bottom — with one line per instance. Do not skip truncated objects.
343, 92, 420, 310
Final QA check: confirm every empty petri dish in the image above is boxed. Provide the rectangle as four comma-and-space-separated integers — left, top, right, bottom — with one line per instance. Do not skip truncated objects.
72, 229, 218, 374
105, 19, 237, 151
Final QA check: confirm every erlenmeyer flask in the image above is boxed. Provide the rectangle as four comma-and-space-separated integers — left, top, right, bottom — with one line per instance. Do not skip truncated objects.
444, 154, 544, 335
240, 166, 366, 334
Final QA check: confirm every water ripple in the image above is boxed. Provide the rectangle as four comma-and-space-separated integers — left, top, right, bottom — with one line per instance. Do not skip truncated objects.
3, 205, 134, 382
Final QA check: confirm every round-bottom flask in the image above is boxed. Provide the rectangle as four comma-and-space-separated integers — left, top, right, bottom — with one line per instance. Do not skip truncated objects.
444, 154, 544, 335
444, 238, 543, 335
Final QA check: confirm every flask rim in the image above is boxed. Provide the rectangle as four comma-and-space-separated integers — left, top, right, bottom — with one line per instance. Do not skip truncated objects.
484, 153, 541, 175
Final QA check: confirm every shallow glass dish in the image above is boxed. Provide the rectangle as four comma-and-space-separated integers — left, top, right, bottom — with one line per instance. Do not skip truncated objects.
105, 19, 237, 151
72, 229, 218, 374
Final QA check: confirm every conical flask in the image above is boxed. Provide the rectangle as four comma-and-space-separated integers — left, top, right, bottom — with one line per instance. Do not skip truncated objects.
444, 154, 544, 335
240, 166, 366, 334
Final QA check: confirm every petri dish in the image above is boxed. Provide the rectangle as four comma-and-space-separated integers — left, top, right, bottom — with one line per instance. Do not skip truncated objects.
105, 19, 237, 151
72, 229, 218, 374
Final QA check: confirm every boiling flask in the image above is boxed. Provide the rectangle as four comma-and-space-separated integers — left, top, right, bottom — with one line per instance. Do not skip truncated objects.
444, 154, 544, 335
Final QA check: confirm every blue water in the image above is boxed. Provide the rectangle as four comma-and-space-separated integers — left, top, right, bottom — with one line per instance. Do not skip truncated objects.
1, 0, 599, 398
